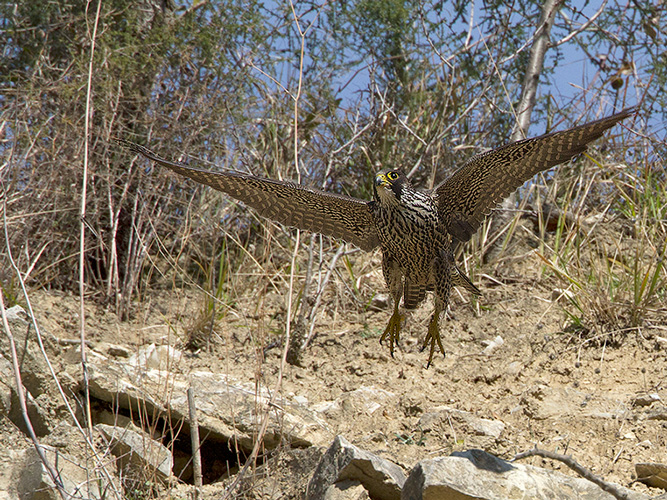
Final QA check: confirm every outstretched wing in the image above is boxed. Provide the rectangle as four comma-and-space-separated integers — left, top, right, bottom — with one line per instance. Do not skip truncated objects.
435, 108, 635, 242
118, 140, 381, 251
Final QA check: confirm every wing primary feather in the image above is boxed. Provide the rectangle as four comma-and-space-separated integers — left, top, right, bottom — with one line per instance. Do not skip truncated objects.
116, 139, 381, 251
435, 107, 635, 241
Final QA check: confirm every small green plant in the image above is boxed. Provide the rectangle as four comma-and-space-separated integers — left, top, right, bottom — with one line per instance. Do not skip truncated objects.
342, 254, 362, 299
186, 239, 237, 351
359, 323, 381, 339
0, 277, 22, 308
394, 426, 426, 446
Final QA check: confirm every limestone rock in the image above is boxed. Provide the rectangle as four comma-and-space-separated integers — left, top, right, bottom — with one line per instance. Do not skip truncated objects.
324, 479, 371, 500
0, 354, 12, 417
96, 342, 133, 358
369, 294, 390, 311
1, 350, 52, 437
632, 393, 661, 407
646, 407, 667, 421
0, 306, 65, 437
402, 449, 647, 500
520, 384, 630, 420
419, 406, 505, 441
15, 445, 112, 500
0, 306, 53, 399
86, 348, 331, 454
307, 435, 406, 500
127, 343, 183, 371
0, 447, 23, 500
97, 423, 173, 481
636, 462, 667, 490
312, 385, 396, 417
481, 335, 504, 355
8, 388, 52, 437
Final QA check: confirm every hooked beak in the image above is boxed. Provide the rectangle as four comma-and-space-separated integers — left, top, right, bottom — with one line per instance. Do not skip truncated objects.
375, 173, 390, 188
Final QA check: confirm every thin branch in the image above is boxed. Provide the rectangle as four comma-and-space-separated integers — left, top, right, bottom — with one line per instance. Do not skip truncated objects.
513, 447, 634, 500
374, 83, 427, 146
331, 118, 377, 156
0, 270, 68, 500
2, 197, 123, 500
464, 0, 475, 49
303, 242, 347, 348
187, 385, 203, 497
80, 0, 102, 442
223, 3, 313, 495
553, 2, 607, 48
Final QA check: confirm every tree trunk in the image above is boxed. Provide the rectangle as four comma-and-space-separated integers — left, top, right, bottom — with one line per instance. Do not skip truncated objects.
484, 0, 564, 263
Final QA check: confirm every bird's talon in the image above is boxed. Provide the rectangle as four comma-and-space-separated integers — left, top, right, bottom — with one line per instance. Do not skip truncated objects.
380, 309, 404, 358
422, 315, 446, 368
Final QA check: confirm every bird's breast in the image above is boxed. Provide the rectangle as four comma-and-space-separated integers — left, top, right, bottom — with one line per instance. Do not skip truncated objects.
374, 202, 443, 269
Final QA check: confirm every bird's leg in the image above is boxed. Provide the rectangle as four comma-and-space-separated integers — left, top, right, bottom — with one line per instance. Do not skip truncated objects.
380, 295, 405, 357
422, 255, 452, 367
422, 303, 445, 368
380, 255, 404, 357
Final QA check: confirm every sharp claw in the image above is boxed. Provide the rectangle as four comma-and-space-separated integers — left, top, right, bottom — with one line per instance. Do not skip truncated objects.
422, 313, 445, 368
380, 309, 404, 358
382, 309, 447, 366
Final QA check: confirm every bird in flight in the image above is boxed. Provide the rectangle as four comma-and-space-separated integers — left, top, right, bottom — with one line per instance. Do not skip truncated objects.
118, 107, 633, 366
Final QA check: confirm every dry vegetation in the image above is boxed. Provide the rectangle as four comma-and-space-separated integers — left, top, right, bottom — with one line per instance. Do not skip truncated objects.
1, 1, 666, 498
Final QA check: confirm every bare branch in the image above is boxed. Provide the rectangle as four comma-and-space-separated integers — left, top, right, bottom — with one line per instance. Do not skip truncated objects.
0, 287, 68, 500
513, 447, 634, 500
79, 0, 103, 441
553, 2, 608, 48
187, 385, 203, 497
2, 197, 123, 500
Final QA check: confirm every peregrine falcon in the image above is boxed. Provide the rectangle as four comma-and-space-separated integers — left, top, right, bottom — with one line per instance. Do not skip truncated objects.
118, 107, 633, 366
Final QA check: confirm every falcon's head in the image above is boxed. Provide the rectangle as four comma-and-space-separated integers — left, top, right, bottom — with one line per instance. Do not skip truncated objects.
374, 169, 410, 205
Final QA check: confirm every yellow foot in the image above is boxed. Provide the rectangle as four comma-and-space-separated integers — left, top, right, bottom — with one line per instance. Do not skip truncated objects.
421, 315, 445, 368
380, 309, 405, 358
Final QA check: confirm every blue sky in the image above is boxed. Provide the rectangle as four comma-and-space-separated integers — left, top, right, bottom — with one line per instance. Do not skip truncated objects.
251, 0, 648, 134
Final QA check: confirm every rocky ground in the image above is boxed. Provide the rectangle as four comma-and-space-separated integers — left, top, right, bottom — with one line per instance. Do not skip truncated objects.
1, 225, 666, 499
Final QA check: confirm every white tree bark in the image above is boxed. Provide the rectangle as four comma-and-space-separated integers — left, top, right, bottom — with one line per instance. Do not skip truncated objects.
486, 0, 563, 262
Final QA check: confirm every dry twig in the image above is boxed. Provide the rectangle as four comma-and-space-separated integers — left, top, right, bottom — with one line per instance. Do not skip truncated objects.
513, 447, 634, 500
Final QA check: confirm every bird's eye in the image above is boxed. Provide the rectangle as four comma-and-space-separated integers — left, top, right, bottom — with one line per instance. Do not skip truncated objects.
387, 171, 399, 181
